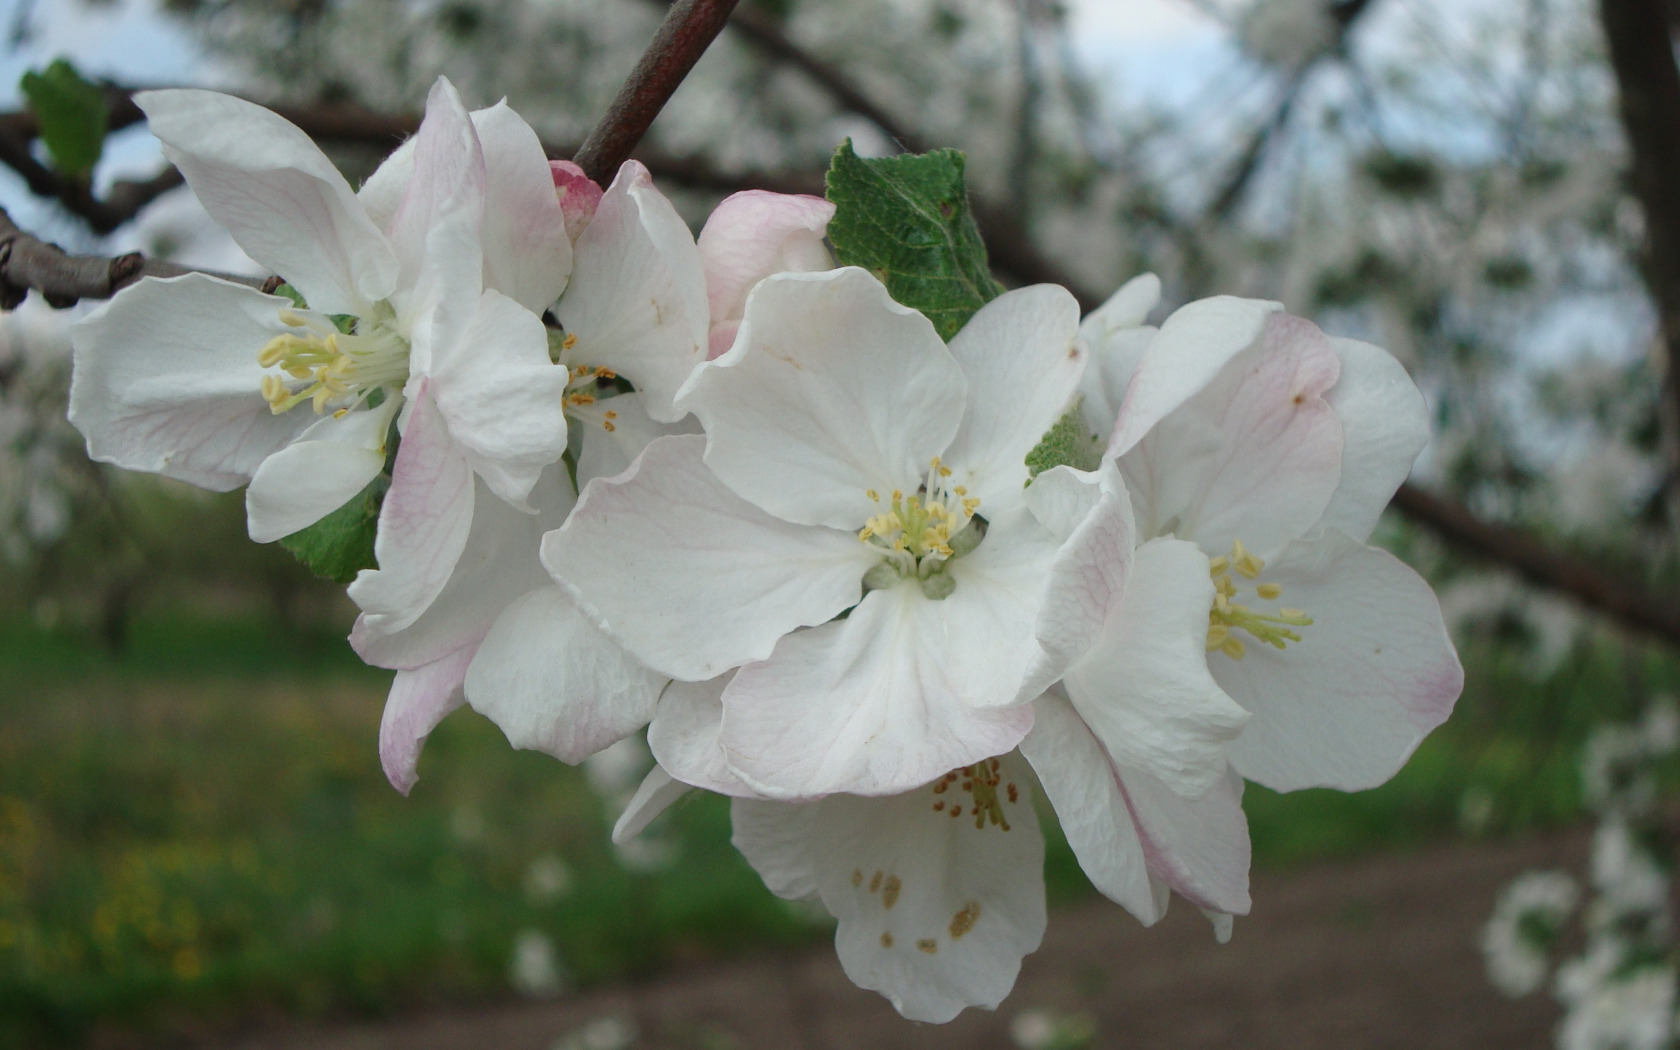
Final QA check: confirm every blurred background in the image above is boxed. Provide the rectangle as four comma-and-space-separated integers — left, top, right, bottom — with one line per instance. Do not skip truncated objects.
0, 0, 1675, 1046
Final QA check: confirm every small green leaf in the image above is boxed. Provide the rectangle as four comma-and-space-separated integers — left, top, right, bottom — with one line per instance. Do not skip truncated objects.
19, 59, 106, 180
1025, 401, 1102, 477
279, 474, 389, 584
825, 140, 1004, 341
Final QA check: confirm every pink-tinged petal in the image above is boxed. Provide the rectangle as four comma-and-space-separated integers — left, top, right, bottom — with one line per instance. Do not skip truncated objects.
346, 385, 475, 636
707, 321, 739, 360
1216, 531, 1463, 792
429, 288, 570, 508
136, 90, 397, 315
731, 756, 1045, 1023
1062, 537, 1249, 796
941, 284, 1084, 514
545, 435, 875, 680
1312, 336, 1430, 544
1021, 692, 1162, 925
697, 189, 834, 331
1020, 462, 1137, 697
388, 79, 486, 370
245, 397, 396, 543
612, 765, 692, 844
1118, 764, 1251, 916
679, 268, 968, 530
570, 393, 700, 489
69, 274, 313, 490
379, 643, 477, 795
648, 676, 756, 797
352, 467, 572, 670
555, 160, 708, 422
463, 585, 665, 764
1119, 312, 1343, 558
720, 585, 1036, 799
1107, 295, 1280, 458
550, 160, 603, 238
472, 101, 572, 313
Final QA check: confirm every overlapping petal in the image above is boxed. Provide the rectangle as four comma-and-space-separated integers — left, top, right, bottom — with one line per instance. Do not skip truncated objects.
648, 676, 754, 797
1216, 530, 1463, 792
1312, 336, 1431, 544
556, 161, 708, 422
245, 397, 396, 543
731, 756, 1045, 1023
379, 643, 477, 795
678, 267, 968, 530
698, 190, 834, 356
719, 584, 1037, 798
545, 435, 876, 680
136, 90, 397, 316
68, 275, 315, 490
1120, 763, 1251, 916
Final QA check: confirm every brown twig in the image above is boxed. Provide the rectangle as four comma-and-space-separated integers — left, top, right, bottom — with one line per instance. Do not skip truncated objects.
1598, 0, 1680, 502
572, 0, 743, 185
0, 207, 258, 308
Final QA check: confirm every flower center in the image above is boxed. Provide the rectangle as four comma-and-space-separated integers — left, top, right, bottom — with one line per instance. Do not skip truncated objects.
857, 457, 981, 597
258, 308, 409, 416
1205, 538, 1313, 660
928, 759, 1018, 831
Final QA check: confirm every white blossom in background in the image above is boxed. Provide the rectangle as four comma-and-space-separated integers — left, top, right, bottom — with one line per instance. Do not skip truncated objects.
552, 1014, 638, 1050
522, 854, 573, 904
0, 303, 81, 562
1483, 871, 1580, 997
1236, 0, 1338, 71
508, 928, 567, 998
1486, 704, 1680, 1047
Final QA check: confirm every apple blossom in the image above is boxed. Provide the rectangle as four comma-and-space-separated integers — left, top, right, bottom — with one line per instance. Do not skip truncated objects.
1079, 277, 1463, 794
548, 266, 1134, 799
70, 78, 571, 639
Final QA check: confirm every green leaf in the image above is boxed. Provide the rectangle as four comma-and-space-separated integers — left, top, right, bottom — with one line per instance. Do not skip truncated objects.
1025, 401, 1102, 477
279, 474, 389, 584
19, 59, 106, 180
825, 140, 1004, 341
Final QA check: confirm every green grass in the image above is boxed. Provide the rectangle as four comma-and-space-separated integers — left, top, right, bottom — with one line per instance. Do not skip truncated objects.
0, 612, 1664, 1046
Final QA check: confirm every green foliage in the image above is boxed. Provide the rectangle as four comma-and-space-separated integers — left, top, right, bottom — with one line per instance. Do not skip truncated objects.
825, 140, 1004, 341
280, 474, 389, 585
1025, 402, 1102, 477
19, 59, 106, 181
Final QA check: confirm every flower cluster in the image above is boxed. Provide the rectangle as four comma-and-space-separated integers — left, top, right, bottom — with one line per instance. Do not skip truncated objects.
1484, 702, 1680, 1050
68, 80, 1462, 1022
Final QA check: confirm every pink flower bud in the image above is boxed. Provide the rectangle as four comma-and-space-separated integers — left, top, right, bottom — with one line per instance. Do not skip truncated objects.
550, 160, 604, 240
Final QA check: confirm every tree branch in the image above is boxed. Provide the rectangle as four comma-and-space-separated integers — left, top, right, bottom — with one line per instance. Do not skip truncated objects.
0, 207, 258, 308
572, 0, 742, 184
1597, 0, 1680, 497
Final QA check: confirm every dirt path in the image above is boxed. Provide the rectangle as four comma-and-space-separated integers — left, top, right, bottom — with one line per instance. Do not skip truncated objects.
206, 830, 1584, 1050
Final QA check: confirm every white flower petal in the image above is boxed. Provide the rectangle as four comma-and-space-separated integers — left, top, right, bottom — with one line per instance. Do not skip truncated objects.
429, 288, 570, 508
464, 585, 665, 764
731, 756, 1045, 1023
570, 392, 700, 489
1119, 313, 1343, 557
941, 284, 1084, 513
612, 765, 692, 845
1217, 531, 1463, 791
1081, 272, 1161, 338
1020, 692, 1161, 924
679, 268, 968, 529
648, 676, 755, 796
136, 90, 396, 314
245, 397, 396, 542
1312, 337, 1430, 544
545, 434, 875, 680
379, 643, 476, 795
347, 385, 476, 636
387, 79, 486, 369
697, 189, 834, 331
1117, 764, 1251, 916
471, 101, 572, 313
1078, 326, 1154, 447
1063, 537, 1250, 797
556, 160, 708, 422
352, 467, 572, 670
68, 275, 313, 489
1107, 295, 1281, 458
1020, 462, 1138, 698
720, 585, 1036, 798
